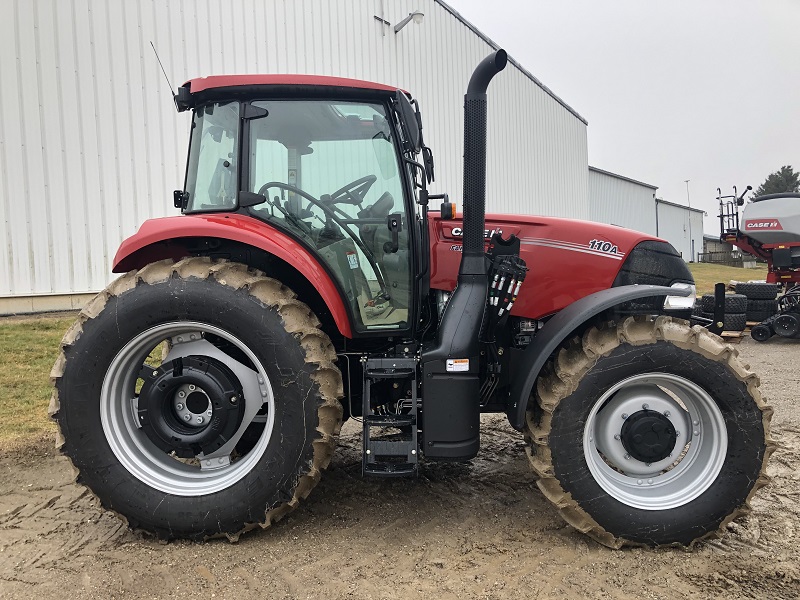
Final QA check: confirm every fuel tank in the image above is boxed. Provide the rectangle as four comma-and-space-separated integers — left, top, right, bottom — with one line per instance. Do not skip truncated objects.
740, 193, 800, 244
429, 212, 687, 320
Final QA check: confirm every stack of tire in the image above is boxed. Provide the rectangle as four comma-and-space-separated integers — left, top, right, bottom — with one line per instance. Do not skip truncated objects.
734, 282, 780, 323
696, 293, 747, 332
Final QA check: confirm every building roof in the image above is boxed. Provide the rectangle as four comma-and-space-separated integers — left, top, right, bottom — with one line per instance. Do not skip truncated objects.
589, 166, 658, 190
434, 0, 588, 125
656, 198, 706, 215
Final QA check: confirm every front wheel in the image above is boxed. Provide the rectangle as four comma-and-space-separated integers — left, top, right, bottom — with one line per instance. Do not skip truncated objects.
50, 258, 343, 540
526, 316, 774, 548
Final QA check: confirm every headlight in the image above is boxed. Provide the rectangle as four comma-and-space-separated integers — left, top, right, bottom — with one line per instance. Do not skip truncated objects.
663, 282, 696, 310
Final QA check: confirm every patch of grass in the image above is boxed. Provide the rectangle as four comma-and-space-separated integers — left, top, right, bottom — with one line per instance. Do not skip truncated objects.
688, 263, 769, 295
0, 317, 74, 448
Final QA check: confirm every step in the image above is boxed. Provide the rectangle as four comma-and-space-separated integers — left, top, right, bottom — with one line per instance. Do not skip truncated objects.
363, 414, 416, 428
364, 367, 415, 380
363, 462, 417, 477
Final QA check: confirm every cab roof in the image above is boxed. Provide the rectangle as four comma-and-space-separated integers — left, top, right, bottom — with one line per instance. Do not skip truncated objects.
184, 74, 399, 94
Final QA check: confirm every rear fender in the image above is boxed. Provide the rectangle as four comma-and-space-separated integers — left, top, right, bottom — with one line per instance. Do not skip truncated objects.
113, 214, 353, 338
507, 285, 691, 430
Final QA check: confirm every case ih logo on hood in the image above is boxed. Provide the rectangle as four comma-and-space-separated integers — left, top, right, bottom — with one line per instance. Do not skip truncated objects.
745, 219, 783, 230
450, 227, 502, 239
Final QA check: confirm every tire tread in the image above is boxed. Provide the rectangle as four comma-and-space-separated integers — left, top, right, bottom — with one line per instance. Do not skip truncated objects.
50, 258, 343, 541
524, 316, 775, 548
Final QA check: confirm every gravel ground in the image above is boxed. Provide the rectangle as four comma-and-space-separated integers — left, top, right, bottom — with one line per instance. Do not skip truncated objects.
1, 335, 799, 599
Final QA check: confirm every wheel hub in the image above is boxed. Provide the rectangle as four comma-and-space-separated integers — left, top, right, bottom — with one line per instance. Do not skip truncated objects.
173, 383, 213, 428
620, 410, 677, 463
137, 355, 245, 457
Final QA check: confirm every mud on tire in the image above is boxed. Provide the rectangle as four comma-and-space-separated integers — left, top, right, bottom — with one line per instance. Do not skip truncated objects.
525, 316, 774, 548
50, 258, 343, 541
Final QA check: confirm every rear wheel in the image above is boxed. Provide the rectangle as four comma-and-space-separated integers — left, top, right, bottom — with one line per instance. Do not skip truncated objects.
50, 258, 343, 540
526, 316, 773, 548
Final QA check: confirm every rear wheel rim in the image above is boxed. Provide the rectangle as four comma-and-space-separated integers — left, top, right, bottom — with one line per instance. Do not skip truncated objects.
584, 372, 727, 510
100, 321, 275, 496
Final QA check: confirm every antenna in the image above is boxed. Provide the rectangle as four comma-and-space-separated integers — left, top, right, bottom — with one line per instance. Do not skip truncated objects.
150, 41, 178, 108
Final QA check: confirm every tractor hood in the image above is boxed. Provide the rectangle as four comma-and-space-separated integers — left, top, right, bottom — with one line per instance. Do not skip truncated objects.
429, 212, 691, 319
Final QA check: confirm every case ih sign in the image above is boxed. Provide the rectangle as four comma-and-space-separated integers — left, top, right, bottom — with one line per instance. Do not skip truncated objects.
745, 219, 783, 230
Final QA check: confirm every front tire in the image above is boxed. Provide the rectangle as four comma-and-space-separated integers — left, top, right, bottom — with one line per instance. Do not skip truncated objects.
50, 258, 343, 540
526, 316, 774, 548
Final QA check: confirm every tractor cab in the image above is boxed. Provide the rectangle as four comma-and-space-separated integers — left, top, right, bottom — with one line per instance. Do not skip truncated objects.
176, 76, 432, 334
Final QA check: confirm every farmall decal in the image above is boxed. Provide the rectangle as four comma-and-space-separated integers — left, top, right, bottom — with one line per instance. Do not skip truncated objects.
588, 239, 620, 255
745, 219, 783, 230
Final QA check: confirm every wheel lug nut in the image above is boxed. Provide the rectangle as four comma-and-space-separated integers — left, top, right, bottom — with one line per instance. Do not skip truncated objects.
624, 453, 630, 460
183, 414, 191, 421
693, 430, 700, 436
614, 434, 621, 440
196, 417, 203, 424
642, 404, 649, 410
206, 409, 212, 417
621, 413, 629, 420
664, 411, 671, 417
188, 384, 196, 391
178, 391, 186, 398
693, 420, 699, 426
176, 403, 184, 410
230, 396, 238, 404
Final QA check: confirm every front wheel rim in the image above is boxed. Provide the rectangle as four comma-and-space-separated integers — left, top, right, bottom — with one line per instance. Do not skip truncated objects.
100, 321, 275, 496
583, 372, 727, 510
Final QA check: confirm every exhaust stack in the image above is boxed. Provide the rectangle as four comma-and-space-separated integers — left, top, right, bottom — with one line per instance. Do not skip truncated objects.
421, 50, 507, 462
460, 49, 508, 275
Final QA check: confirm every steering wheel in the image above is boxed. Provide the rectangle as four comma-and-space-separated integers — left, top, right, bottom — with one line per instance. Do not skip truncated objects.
329, 175, 377, 206
255, 182, 388, 295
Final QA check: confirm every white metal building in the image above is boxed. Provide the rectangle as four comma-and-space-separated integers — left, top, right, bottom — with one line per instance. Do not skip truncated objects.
656, 199, 705, 263
0, 0, 590, 313
589, 166, 658, 235
588, 167, 704, 262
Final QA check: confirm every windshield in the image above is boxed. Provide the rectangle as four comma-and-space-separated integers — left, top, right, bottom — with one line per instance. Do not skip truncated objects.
247, 100, 411, 332
185, 102, 239, 211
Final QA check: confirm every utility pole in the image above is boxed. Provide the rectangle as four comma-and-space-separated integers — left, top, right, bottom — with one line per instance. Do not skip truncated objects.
685, 180, 693, 261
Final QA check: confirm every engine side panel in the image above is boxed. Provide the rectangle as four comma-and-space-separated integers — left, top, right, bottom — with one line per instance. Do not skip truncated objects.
429, 213, 669, 320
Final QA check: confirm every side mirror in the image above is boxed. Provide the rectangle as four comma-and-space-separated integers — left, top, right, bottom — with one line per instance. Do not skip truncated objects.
173, 190, 188, 209
394, 91, 421, 153
239, 191, 267, 208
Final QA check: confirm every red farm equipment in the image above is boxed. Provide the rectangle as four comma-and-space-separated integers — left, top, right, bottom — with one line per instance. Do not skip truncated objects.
720, 185, 800, 341
52, 51, 772, 548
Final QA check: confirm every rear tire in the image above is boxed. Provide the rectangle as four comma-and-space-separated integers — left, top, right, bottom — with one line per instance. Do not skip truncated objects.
50, 258, 343, 540
525, 316, 773, 548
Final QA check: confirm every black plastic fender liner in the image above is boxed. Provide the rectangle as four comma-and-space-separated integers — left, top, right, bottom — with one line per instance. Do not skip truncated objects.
506, 284, 691, 431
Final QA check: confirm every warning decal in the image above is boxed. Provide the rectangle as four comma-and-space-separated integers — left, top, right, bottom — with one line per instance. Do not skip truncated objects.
446, 358, 470, 372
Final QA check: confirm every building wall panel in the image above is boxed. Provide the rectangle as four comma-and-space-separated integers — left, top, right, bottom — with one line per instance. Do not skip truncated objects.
656, 202, 704, 262
588, 168, 657, 235
1, 0, 589, 298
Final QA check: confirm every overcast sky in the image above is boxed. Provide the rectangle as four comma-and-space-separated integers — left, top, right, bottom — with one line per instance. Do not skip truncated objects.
446, 0, 800, 233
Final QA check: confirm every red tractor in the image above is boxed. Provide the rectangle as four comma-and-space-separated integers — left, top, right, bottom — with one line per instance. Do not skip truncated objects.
52, 51, 772, 548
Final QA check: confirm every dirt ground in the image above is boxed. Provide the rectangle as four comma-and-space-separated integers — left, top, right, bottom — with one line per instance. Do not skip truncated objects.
2, 336, 799, 600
